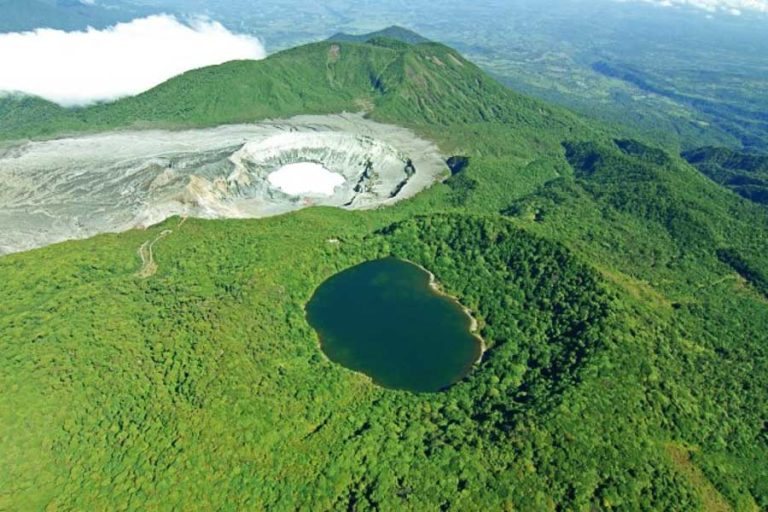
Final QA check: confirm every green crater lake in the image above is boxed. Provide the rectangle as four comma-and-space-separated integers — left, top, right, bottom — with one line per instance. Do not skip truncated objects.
306, 258, 483, 392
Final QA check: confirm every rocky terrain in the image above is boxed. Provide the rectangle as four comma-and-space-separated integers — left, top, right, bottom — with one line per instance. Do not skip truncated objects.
0, 113, 448, 254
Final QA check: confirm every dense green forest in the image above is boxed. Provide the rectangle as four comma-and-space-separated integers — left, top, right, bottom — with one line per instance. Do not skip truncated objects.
1, 34, 767, 510
683, 147, 768, 206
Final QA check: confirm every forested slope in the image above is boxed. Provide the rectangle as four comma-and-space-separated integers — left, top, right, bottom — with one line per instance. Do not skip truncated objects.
683, 146, 768, 206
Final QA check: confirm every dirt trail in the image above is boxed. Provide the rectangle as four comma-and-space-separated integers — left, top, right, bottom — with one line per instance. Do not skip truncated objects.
136, 229, 173, 278
696, 275, 737, 291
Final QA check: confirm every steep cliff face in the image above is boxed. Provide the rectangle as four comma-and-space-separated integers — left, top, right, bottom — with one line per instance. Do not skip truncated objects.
0, 113, 447, 254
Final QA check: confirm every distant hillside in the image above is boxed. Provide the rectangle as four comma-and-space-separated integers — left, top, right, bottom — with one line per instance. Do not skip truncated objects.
328, 26, 430, 45
592, 59, 768, 151
683, 146, 768, 205
0, 0, 146, 32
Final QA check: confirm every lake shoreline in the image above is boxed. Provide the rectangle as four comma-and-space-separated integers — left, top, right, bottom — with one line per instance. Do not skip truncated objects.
407, 260, 487, 365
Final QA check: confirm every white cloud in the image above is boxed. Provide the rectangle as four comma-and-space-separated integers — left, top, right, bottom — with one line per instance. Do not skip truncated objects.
628, 0, 768, 15
0, 15, 266, 106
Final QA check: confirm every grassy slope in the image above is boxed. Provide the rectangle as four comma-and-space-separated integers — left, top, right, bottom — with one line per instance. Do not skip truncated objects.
1, 38, 767, 511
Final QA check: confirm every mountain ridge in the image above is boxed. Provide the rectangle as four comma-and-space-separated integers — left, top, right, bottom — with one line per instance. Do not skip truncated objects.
0, 35, 589, 146
327, 25, 431, 45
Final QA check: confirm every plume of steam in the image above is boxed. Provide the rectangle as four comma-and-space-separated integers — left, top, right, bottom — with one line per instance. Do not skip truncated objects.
0, 15, 266, 106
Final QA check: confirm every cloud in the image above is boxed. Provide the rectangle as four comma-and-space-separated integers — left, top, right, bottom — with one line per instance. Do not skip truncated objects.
627, 0, 768, 14
0, 15, 266, 106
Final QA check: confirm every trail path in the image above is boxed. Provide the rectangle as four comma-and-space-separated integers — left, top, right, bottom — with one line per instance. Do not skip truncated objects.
136, 229, 173, 278
696, 275, 737, 291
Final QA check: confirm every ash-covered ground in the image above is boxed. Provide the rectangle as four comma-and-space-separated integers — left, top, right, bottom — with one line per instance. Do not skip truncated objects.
0, 113, 449, 255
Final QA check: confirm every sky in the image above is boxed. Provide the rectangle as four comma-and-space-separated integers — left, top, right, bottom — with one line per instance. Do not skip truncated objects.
0, 15, 266, 106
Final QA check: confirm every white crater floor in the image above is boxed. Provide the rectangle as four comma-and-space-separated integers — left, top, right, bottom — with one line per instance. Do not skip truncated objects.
267, 163, 345, 196
0, 113, 449, 255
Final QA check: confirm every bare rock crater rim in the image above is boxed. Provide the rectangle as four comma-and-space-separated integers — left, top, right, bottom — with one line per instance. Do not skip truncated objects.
0, 113, 449, 255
